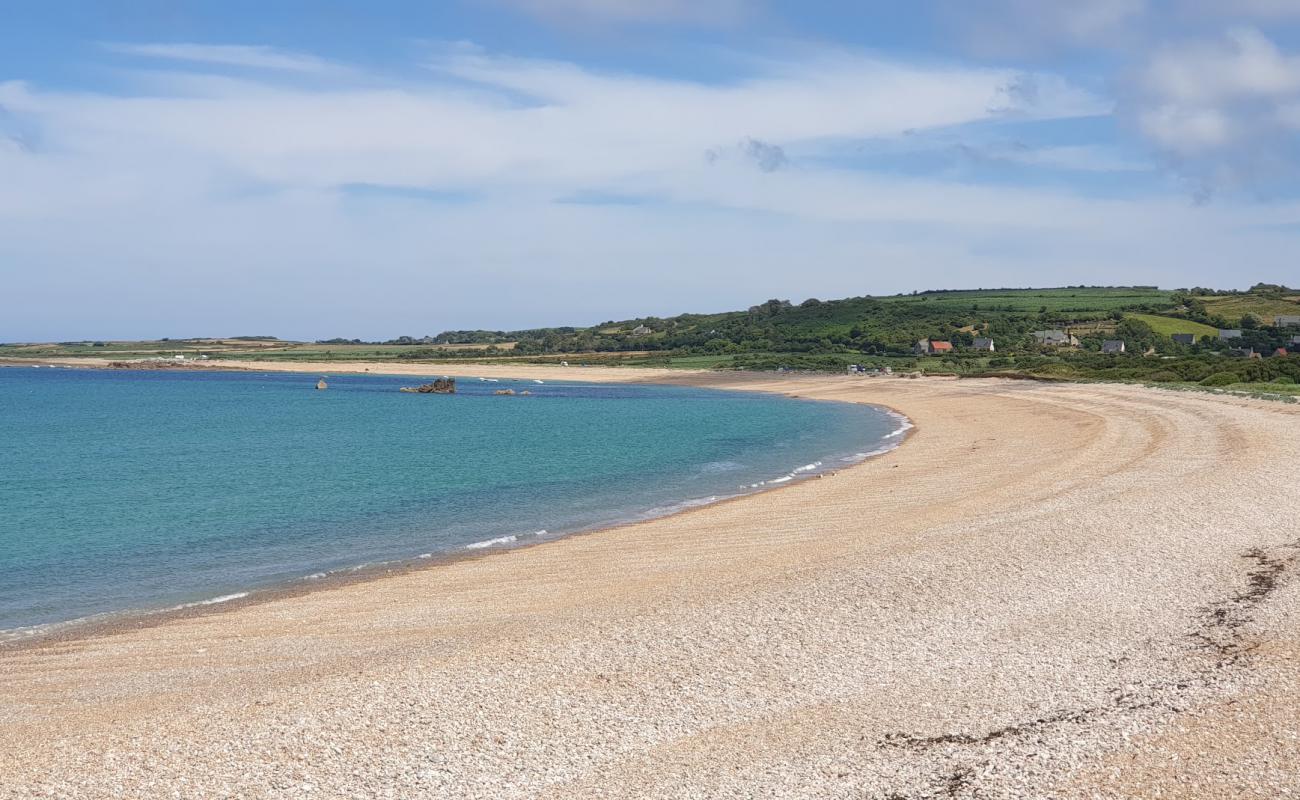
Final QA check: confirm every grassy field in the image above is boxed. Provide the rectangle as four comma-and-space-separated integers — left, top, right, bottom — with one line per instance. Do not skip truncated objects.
1196, 294, 1300, 324
876, 287, 1174, 316
1126, 314, 1219, 338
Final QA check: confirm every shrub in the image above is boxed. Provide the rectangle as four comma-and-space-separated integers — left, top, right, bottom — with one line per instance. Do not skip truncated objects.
1200, 372, 1240, 387
1272, 376, 1296, 385
1148, 371, 1182, 382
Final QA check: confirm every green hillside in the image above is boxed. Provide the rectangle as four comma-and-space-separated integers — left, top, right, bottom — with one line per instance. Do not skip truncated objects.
1196, 294, 1300, 325
5, 284, 1299, 394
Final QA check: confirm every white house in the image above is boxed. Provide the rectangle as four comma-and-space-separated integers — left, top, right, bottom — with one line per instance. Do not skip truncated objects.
1033, 330, 1078, 347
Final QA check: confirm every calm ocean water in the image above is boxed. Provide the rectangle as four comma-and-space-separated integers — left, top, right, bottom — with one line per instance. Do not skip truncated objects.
0, 367, 902, 635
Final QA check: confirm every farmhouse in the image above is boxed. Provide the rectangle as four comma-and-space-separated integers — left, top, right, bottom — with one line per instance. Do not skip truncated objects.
971, 338, 995, 352
1171, 333, 1196, 346
630, 324, 652, 336
1218, 329, 1243, 340
1275, 315, 1300, 328
1101, 340, 1126, 354
913, 339, 953, 355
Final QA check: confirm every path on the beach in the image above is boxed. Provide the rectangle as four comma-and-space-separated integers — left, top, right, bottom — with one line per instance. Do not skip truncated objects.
2, 375, 1298, 799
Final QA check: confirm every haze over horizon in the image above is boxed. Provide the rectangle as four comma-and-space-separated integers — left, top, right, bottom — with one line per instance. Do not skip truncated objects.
5, 1, 1300, 341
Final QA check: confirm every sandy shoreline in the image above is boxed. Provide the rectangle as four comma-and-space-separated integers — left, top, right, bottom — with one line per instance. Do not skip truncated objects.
3, 366, 1299, 798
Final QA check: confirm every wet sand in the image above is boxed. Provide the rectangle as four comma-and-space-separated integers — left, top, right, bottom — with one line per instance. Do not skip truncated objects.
2, 371, 1298, 798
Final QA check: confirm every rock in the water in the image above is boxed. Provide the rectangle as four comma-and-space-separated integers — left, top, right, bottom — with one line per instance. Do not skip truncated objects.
316, 378, 328, 390
494, 388, 516, 396
399, 377, 456, 394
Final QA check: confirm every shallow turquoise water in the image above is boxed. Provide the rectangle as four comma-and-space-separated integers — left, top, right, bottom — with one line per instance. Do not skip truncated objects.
0, 367, 901, 634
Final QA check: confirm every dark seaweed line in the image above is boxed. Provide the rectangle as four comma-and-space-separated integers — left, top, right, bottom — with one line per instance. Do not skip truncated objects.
872, 538, 1300, 799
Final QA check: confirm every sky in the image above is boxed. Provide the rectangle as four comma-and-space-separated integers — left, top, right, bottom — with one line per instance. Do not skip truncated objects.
3, 1, 1300, 341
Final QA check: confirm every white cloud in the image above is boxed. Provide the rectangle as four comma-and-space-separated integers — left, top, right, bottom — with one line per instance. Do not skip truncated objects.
0, 46, 1106, 200
104, 43, 348, 75
1139, 27, 1300, 106
488, 0, 755, 27
1123, 26, 1300, 194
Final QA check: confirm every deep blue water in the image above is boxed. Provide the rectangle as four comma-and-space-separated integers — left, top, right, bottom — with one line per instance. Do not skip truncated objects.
0, 367, 901, 635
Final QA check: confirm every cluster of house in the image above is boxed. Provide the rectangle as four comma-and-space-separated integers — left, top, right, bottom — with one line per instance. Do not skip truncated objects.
903, 316, 1300, 360
1031, 330, 1127, 353
1216, 327, 1298, 358
913, 338, 994, 355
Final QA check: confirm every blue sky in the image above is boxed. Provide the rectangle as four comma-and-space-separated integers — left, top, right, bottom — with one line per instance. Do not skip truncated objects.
4, 1, 1300, 340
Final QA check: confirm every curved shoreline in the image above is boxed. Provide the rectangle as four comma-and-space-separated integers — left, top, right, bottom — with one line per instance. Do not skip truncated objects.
3, 369, 1298, 799
0, 369, 915, 651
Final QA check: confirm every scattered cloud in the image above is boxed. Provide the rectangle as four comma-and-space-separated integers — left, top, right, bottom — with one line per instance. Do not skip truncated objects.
1123, 26, 1300, 194
487, 0, 756, 27
104, 43, 349, 75
706, 138, 788, 172
954, 141, 1149, 172
1, 34, 1297, 339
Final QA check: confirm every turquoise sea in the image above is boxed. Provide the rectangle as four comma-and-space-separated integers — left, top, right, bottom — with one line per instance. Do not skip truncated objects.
0, 367, 903, 637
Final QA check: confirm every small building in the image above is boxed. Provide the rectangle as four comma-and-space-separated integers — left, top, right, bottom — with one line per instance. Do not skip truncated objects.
1218, 329, 1243, 340
914, 339, 953, 355
1229, 347, 1258, 359
1274, 348, 1290, 358
1274, 315, 1300, 328
1101, 340, 1126, 354
1171, 333, 1196, 346
1033, 330, 1078, 347
1292, 335, 1300, 346
971, 338, 995, 352
630, 324, 652, 336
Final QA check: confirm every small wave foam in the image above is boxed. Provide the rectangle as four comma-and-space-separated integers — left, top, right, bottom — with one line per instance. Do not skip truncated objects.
882, 410, 914, 439
1, 591, 254, 644
465, 534, 518, 550
182, 592, 249, 608
640, 496, 721, 519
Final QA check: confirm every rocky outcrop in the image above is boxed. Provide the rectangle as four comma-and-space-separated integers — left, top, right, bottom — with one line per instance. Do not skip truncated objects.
494, 388, 516, 396
399, 377, 456, 394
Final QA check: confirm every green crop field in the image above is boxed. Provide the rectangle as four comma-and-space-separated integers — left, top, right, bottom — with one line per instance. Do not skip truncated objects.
1125, 314, 1218, 338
